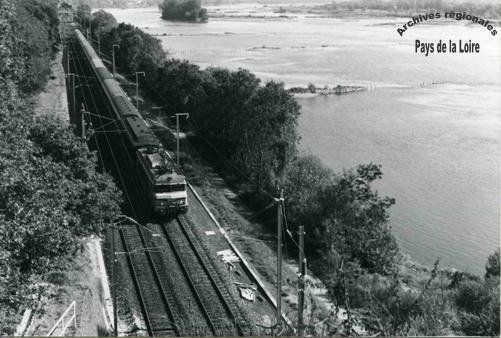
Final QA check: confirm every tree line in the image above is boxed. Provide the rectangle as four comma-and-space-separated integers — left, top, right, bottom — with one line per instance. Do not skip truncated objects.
0, 1, 121, 334
85, 9, 499, 336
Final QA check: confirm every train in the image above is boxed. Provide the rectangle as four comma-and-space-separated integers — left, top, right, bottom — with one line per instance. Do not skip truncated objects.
74, 29, 188, 214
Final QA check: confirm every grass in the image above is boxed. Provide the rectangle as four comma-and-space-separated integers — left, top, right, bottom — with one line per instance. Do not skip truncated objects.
24, 238, 110, 336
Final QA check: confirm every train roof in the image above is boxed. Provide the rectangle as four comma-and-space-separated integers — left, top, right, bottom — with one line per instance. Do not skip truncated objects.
75, 30, 106, 69
74, 29, 162, 150
104, 78, 127, 97
97, 67, 113, 80
124, 115, 159, 147
139, 149, 184, 185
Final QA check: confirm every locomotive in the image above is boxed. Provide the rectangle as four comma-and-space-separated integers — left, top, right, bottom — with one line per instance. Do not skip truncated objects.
74, 29, 188, 214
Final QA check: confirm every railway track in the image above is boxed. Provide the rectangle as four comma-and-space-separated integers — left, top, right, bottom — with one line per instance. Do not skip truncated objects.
161, 216, 248, 336
119, 217, 250, 336
119, 226, 179, 336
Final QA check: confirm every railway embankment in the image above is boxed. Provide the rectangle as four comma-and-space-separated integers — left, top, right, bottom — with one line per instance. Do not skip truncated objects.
18, 47, 120, 337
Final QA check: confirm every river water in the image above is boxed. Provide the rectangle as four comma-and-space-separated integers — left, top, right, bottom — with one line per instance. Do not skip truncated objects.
104, 5, 500, 274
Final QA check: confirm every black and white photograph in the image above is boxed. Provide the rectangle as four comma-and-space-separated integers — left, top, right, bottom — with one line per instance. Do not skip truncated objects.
0, 0, 499, 336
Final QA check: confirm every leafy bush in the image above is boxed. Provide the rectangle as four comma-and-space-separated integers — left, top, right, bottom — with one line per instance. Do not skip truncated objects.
449, 251, 500, 336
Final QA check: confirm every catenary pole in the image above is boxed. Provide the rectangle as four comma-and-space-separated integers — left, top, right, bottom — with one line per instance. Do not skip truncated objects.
135, 72, 145, 110
81, 106, 86, 138
97, 28, 101, 57
276, 189, 284, 329
71, 74, 76, 117
112, 228, 118, 337
298, 226, 306, 337
174, 113, 189, 166
112, 44, 119, 76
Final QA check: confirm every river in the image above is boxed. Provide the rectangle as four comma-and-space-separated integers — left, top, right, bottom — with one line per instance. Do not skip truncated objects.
103, 5, 500, 274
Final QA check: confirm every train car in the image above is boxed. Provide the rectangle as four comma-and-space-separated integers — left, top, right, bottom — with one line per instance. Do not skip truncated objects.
74, 29, 188, 214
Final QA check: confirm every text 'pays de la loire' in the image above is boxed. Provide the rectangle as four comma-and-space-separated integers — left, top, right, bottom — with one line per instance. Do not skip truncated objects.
415, 39, 480, 56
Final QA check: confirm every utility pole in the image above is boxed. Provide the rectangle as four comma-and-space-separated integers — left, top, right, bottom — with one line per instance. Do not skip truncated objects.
66, 45, 70, 74
135, 71, 145, 110
175, 113, 189, 166
298, 226, 306, 337
68, 73, 76, 116
80, 104, 86, 138
111, 228, 118, 337
97, 28, 101, 57
276, 189, 284, 329
112, 44, 119, 76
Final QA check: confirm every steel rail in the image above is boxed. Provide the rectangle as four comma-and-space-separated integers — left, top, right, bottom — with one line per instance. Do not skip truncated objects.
133, 224, 181, 336
175, 216, 245, 336
118, 228, 154, 336
159, 222, 218, 335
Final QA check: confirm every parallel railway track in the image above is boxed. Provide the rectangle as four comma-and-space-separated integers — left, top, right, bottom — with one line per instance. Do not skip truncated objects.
119, 226, 179, 336
118, 217, 249, 336
165, 216, 247, 336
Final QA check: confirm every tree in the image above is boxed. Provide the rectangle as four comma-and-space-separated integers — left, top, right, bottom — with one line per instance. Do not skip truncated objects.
160, 0, 208, 22
153, 58, 208, 116
284, 154, 333, 238
100, 23, 165, 85
196, 67, 260, 157
13, 0, 59, 93
318, 164, 398, 274
91, 9, 117, 35
75, 3, 91, 27
241, 81, 300, 190
485, 249, 500, 279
